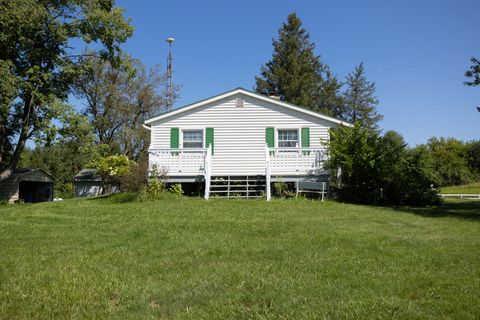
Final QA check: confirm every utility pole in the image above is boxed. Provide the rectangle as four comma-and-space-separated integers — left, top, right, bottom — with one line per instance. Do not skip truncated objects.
165, 37, 175, 112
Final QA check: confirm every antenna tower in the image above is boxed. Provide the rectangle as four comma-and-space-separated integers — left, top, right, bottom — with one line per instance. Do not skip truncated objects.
165, 37, 175, 112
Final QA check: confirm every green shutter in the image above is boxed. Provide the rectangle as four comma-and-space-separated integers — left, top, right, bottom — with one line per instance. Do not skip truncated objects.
301, 127, 310, 147
170, 128, 179, 148
170, 128, 179, 155
266, 127, 275, 148
301, 127, 310, 155
205, 128, 214, 155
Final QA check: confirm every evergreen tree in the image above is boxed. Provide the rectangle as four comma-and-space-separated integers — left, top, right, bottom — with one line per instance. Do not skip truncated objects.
464, 57, 480, 87
255, 13, 326, 108
314, 69, 344, 118
343, 63, 383, 130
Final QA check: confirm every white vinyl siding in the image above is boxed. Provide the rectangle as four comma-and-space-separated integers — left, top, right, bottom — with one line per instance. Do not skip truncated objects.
150, 94, 334, 176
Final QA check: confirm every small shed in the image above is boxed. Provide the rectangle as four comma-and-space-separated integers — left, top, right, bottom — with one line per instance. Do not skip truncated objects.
0, 168, 55, 203
73, 169, 103, 197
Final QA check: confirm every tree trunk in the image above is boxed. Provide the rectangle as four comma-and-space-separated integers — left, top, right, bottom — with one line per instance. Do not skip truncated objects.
0, 99, 33, 183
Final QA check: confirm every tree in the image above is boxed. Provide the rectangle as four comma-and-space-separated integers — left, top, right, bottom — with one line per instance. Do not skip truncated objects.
328, 124, 439, 205
314, 69, 345, 118
255, 13, 328, 109
328, 122, 383, 204
73, 54, 173, 161
0, 0, 133, 183
426, 137, 475, 186
19, 111, 97, 197
464, 57, 480, 87
466, 140, 480, 175
92, 154, 133, 194
343, 63, 383, 131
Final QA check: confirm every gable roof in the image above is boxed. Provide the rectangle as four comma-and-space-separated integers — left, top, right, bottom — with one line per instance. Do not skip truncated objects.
144, 87, 353, 127
74, 169, 102, 182
12, 168, 55, 182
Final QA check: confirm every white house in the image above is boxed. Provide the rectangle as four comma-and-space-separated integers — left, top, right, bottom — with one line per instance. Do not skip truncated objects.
144, 88, 352, 200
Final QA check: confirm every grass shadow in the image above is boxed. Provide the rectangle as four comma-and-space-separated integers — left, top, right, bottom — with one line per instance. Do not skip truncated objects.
392, 200, 480, 221
85, 193, 139, 203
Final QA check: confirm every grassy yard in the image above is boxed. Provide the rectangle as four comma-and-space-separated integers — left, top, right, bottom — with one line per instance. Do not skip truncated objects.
0, 195, 479, 319
440, 182, 480, 194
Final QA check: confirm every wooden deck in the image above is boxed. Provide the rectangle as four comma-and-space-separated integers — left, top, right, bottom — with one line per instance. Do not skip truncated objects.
148, 145, 329, 201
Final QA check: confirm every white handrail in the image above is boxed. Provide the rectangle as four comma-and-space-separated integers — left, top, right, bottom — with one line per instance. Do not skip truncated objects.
268, 147, 328, 175
148, 148, 208, 175
268, 147, 327, 152
149, 148, 208, 153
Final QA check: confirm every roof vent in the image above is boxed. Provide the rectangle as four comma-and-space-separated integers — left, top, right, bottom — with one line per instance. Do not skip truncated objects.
235, 98, 244, 107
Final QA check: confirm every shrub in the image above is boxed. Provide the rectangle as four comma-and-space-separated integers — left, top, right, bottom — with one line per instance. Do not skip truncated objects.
466, 140, 480, 176
168, 183, 184, 196
91, 154, 134, 194
118, 161, 148, 192
328, 123, 440, 206
426, 137, 474, 186
273, 181, 288, 197
328, 122, 383, 204
55, 182, 73, 199
392, 147, 441, 205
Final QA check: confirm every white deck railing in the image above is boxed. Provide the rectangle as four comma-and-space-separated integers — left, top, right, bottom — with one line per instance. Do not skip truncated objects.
148, 148, 208, 175
149, 146, 328, 202
268, 147, 328, 175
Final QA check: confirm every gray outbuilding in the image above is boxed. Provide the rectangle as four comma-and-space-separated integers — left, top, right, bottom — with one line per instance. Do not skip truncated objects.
73, 169, 103, 197
0, 168, 55, 203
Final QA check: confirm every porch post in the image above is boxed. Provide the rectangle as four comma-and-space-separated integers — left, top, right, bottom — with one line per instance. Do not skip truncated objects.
204, 146, 212, 200
265, 143, 271, 201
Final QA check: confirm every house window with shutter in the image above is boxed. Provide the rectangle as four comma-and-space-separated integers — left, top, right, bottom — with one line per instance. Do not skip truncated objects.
182, 130, 203, 148
278, 129, 299, 148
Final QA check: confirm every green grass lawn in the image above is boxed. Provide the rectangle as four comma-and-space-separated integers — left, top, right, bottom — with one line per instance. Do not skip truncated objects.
1, 195, 479, 319
440, 182, 480, 194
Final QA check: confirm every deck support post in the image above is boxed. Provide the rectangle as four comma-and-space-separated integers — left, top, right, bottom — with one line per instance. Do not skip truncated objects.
265, 144, 271, 201
204, 146, 212, 200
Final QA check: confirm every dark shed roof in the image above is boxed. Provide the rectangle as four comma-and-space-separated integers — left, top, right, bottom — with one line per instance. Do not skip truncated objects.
74, 169, 102, 182
12, 168, 55, 182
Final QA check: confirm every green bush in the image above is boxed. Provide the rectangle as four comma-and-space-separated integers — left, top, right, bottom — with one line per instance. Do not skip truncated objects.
135, 165, 165, 201
328, 123, 441, 206
168, 183, 184, 196
328, 122, 384, 204
273, 181, 288, 197
118, 161, 148, 192
91, 154, 134, 194
426, 137, 475, 186
466, 140, 480, 176
55, 182, 73, 199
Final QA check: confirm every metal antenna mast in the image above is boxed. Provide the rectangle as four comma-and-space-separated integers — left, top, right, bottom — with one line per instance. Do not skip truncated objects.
165, 37, 175, 112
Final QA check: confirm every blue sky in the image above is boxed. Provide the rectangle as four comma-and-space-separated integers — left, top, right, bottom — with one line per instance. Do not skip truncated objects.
115, 0, 479, 145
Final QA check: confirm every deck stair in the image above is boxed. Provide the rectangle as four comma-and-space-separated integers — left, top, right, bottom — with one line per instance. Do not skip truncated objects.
208, 176, 266, 199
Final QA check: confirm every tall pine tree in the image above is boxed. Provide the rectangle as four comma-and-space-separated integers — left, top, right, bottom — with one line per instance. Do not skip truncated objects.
343, 63, 383, 130
464, 57, 480, 87
255, 13, 326, 109
314, 68, 344, 118
255, 13, 345, 117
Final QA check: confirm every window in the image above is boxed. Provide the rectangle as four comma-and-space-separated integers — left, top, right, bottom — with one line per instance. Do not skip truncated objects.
278, 129, 299, 148
183, 130, 203, 148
